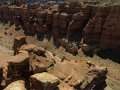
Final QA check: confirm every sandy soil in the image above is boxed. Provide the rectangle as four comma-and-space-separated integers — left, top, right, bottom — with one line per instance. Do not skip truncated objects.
0, 23, 120, 90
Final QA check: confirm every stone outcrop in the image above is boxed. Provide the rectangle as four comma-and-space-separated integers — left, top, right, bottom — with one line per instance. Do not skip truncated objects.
83, 6, 110, 46
13, 36, 27, 55
83, 6, 120, 49
3, 80, 26, 90
100, 6, 120, 49
10, 0, 26, 6
0, 2, 120, 53
7, 51, 29, 79
30, 72, 60, 90
0, 36, 108, 90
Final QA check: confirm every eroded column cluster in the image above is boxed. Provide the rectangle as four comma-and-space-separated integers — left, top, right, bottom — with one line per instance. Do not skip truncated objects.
0, 2, 120, 54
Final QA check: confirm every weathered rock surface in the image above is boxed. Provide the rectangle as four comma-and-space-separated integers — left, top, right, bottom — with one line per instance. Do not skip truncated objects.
30, 72, 60, 90
7, 51, 29, 78
100, 6, 120, 49
11, 0, 26, 6
47, 59, 107, 89
0, 36, 108, 90
13, 36, 27, 55
3, 80, 26, 90
0, 1, 119, 90
83, 6, 120, 49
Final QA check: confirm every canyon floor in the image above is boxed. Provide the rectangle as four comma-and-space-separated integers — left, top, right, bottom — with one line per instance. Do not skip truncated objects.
0, 23, 120, 90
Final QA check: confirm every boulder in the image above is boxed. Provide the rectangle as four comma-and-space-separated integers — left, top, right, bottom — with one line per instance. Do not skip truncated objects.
31, 63, 46, 73
30, 56, 54, 73
7, 51, 29, 78
81, 44, 94, 56
19, 44, 46, 56
3, 80, 26, 90
30, 72, 60, 90
65, 42, 78, 54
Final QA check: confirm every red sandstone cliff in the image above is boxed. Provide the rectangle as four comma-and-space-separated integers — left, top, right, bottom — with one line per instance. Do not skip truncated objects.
0, 2, 119, 54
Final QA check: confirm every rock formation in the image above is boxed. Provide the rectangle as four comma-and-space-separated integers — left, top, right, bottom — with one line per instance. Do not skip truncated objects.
30, 72, 60, 90
3, 80, 26, 90
0, 2, 119, 53
0, 36, 108, 90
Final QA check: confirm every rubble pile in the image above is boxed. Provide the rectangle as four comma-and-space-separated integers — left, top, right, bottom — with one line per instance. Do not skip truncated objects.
0, 36, 107, 90
0, 2, 119, 54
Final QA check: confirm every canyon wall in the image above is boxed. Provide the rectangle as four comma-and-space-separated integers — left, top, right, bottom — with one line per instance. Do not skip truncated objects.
0, 2, 120, 54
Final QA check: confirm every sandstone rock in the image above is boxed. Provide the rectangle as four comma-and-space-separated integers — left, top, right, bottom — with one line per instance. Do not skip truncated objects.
47, 59, 107, 89
46, 11, 53, 26
100, 6, 120, 49
31, 63, 46, 73
1, 5, 9, 21
35, 11, 48, 33
58, 2, 81, 14
30, 56, 54, 74
53, 13, 60, 37
30, 72, 60, 90
59, 12, 69, 29
65, 42, 78, 54
58, 81, 75, 90
27, 3, 40, 9
8, 6, 15, 24
4, 80, 26, 90
13, 36, 27, 55
60, 38, 68, 47
60, 39, 78, 54
19, 44, 46, 56
95, 66, 108, 75
11, 0, 26, 6
81, 44, 93, 56
7, 51, 29, 78
83, 6, 112, 49
0, 67, 3, 85
68, 6, 92, 37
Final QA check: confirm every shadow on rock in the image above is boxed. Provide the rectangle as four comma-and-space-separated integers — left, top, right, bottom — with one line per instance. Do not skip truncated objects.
96, 49, 120, 64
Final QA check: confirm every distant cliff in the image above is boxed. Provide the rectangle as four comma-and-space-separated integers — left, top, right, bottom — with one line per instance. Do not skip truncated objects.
0, 2, 120, 54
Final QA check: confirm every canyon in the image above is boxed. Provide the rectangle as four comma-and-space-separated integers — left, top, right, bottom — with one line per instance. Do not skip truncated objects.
0, 1, 119, 90
0, 1, 120, 54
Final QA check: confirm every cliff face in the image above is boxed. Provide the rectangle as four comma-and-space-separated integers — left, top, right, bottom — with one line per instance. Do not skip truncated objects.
100, 6, 120, 49
0, 2, 120, 54
83, 6, 111, 47
83, 5, 120, 49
